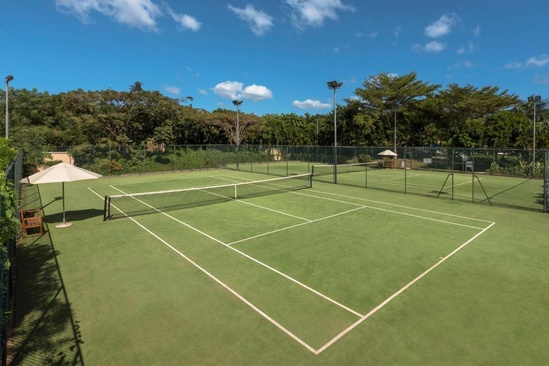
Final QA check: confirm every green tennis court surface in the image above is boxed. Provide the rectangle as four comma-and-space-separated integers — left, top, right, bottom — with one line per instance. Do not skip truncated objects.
12, 169, 549, 365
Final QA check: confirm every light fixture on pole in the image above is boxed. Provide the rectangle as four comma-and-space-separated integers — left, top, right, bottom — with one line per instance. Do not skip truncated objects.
393, 109, 397, 163
5, 75, 14, 139
528, 95, 541, 175
327, 80, 342, 183
232, 99, 243, 171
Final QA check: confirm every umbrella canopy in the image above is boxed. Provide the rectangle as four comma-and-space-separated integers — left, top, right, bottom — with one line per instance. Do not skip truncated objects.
21, 163, 102, 228
377, 149, 398, 157
22, 162, 102, 184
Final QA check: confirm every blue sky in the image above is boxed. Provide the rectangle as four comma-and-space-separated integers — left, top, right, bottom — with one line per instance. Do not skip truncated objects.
2, 0, 548, 115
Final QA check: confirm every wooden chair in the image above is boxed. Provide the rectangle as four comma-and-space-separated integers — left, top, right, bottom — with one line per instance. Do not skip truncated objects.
20, 208, 43, 237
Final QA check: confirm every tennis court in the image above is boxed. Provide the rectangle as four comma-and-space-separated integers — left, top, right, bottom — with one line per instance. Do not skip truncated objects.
12, 168, 549, 365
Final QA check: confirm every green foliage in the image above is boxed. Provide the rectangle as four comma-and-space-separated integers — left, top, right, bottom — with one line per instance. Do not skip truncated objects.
0, 178, 19, 247
0, 139, 18, 169
347, 154, 372, 164
3, 77, 547, 159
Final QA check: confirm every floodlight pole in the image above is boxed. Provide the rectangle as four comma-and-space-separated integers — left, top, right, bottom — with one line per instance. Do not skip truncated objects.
528, 95, 541, 175
393, 110, 397, 167
327, 80, 342, 183
232, 99, 243, 171
5, 75, 13, 138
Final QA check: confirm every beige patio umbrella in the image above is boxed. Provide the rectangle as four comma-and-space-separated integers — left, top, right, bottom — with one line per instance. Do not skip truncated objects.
377, 149, 398, 157
21, 163, 102, 228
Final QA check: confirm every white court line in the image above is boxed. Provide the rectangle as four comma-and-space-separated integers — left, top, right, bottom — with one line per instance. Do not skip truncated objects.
91, 185, 496, 355
208, 175, 312, 222
236, 200, 312, 222
222, 174, 492, 225
103, 186, 364, 318
228, 206, 367, 246
87, 187, 317, 353
292, 191, 487, 230
314, 221, 496, 354
304, 189, 494, 224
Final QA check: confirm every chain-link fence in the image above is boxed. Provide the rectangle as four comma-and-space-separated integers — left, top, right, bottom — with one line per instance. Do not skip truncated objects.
1, 151, 23, 365
44, 145, 547, 212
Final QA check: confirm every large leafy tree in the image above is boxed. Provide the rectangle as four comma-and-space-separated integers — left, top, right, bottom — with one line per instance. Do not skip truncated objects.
205, 108, 260, 146
2, 75, 544, 154
352, 72, 439, 147
426, 84, 519, 147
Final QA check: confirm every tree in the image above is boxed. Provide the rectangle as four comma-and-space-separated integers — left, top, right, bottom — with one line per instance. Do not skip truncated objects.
427, 84, 518, 146
206, 109, 259, 145
352, 72, 439, 147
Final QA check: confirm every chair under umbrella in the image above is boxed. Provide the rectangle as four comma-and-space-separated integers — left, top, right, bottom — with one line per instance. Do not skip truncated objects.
21, 162, 102, 228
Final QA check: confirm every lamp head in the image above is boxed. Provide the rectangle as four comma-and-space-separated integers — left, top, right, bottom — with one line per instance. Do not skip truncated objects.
327, 80, 343, 90
5, 75, 13, 83
528, 95, 542, 103
232, 100, 243, 106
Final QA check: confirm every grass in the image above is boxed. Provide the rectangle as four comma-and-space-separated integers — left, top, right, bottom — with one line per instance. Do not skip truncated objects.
11, 168, 549, 365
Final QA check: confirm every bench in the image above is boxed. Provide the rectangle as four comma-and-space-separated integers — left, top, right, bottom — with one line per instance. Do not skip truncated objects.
20, 209, 43, 237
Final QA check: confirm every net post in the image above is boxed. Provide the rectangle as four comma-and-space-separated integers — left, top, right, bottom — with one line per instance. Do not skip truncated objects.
234, 184, 238, 200
103, 196, 109, 221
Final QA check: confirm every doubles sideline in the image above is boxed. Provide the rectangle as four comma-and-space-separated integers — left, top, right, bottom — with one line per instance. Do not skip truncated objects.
88, 184, 495, 355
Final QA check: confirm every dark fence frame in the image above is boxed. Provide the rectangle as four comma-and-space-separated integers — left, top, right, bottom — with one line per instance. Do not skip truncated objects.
43, 145, 547, 212
1, 151, 23, 366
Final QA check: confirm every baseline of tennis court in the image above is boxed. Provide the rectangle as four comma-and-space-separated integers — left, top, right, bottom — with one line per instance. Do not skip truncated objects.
90, 172, 495, 354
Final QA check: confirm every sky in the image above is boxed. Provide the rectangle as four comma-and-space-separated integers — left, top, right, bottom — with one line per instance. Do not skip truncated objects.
1, 0, 548, 116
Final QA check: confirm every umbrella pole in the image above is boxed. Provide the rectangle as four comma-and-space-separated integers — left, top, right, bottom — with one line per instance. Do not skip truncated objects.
56, 182, 73, 228
62, 182, 66, 223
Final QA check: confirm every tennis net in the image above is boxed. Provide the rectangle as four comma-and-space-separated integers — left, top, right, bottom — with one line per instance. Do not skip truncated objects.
312, 162, 377, 177
103, 173, 312, 220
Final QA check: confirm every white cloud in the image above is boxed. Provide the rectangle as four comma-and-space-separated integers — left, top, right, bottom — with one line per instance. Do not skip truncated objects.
213, 81, 244, 100
56, 0, 202, 32
357, 31, 378, 39
527, 54, 549, 67
228, 4, 273, 36
504, 62, 523, 69
392, 26, 402, 45
425, 41, 445, 53
286, 0, 354, 28
169, 11, 201, 31
213, 81, 273, 101
412, 41, 445, 53
56, 0, 163, 31
242, 84, 273, 100
292, 99, 331, 110
198, 88, 208, 96
464, 60, 474, 68
164, 85, 180, 95
457, 41, 474, 54
534, 75, 549, 85
473, 25, 481, 37
424, 13, 459, 38
505, 54, 549, 70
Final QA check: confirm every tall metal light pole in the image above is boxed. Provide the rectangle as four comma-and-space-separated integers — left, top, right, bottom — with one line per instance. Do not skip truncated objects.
393, 110, 397, 166
327, 80, 342, 183
528, 95, 541, 175
5, 75, 14, 138
232, 99, 243, 171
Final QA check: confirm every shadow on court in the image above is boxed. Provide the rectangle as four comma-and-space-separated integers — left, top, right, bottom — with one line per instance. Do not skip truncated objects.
9, 185, 84, 366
